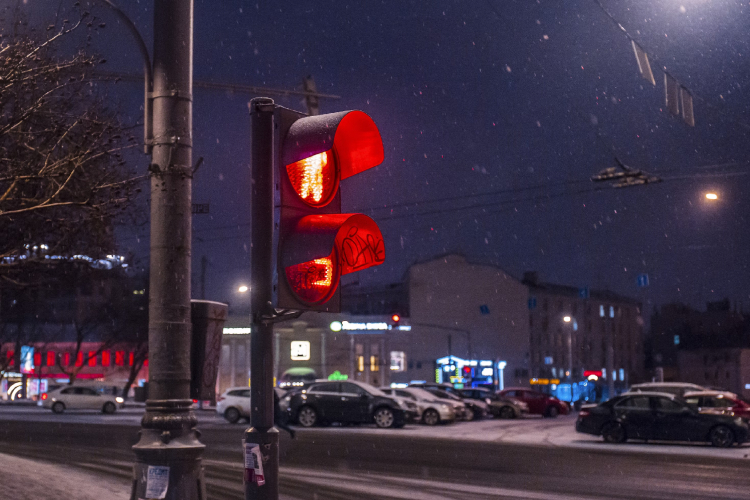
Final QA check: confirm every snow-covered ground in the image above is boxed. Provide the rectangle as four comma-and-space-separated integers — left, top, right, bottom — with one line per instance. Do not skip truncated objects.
2, 406, 750, 460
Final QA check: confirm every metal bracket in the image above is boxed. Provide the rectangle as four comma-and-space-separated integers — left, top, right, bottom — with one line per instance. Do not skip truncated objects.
255, 301, 302, 325
149, 89, 193, 102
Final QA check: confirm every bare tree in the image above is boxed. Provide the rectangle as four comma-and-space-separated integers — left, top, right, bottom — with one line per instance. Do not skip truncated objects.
0, 10, 141, 284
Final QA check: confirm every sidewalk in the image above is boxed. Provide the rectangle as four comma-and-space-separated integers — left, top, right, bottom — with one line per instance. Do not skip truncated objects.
0, 452, 130, 500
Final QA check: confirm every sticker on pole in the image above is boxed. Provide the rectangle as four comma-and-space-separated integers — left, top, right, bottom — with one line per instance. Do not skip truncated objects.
243, 441, 265, 486
145, 465, 170, 499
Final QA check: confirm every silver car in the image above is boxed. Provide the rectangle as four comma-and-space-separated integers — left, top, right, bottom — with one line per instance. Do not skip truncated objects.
42, 386, 122, 414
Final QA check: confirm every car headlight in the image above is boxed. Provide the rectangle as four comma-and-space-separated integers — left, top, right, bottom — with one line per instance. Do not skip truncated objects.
441, 404, 449, 409
485, 398, 492, 404
115, 397, 124, 404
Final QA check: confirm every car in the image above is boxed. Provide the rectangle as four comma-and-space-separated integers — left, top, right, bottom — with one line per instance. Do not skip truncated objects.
628, 382, 705, 396
284, 380, 406, 429
381, 387, 456, 425
216, 387, 252, 423
683, 390, 750, 419
497, 388, 569, 418
410, 383, 485, 420
576, 391, 749, 447
458, 387, 528, 419
378, 387, 421, 422
41, 385, 123, 414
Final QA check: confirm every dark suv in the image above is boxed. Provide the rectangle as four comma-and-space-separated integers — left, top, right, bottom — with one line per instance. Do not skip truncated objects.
284, 380, 406, 428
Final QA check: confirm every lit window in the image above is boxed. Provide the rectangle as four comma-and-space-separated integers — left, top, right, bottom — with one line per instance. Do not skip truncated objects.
370, 356, 380, 372
75, 352, 83, 366
102, 350, 111, 367
599, 305, 605, 317
115, 351, 125, 366
674, 335, 680, 345
390, 351, 406, 372
88, 351, 97, 367
47, 351, 55, 366
357, 356, 365, 372
609, 306, 615, 318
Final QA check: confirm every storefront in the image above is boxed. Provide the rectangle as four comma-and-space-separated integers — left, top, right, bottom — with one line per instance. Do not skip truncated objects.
434, 356, 507, 390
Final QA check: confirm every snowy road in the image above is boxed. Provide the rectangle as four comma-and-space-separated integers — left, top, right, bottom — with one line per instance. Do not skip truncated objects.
2, 405, 749, 461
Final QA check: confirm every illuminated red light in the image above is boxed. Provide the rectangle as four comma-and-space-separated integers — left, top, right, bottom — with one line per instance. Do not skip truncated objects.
285, 255, 338, 304
286, 150, 337, 206
392, 314, 400, 323
41, 393, 48, 401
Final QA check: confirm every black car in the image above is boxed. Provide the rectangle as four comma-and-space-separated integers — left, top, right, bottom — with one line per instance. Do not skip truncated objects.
284, 380, 406, 429
576, 391, 749, 447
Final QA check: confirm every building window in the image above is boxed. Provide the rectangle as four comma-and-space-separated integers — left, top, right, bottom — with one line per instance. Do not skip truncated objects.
88, 351, 97, 367
599, 305, 605, 317
75, 352, 84, 367
47, 351, 55, 367
62, 352, 70, 366
357, 356, 365, 372
609, 306, 615, 318
370, 356, 379, 372
102, 350, 111, 367
674, 335, 680, 346
129, 352, 135, 367
115, 351, 125, 366
390, 351, 406, 372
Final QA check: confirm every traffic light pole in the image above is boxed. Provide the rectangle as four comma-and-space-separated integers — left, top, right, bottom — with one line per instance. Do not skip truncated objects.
131, 2, 205, 500
245, 97, 279, 500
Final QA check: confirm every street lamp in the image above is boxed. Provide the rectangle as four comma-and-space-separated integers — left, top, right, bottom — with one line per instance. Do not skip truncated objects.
238, 285, 249, 293
705, 192, 718, 200
562, 316, 576, 404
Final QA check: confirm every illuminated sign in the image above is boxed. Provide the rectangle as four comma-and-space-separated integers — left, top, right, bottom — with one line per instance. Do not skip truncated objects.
529, 378, 560, 385
290, 341, 310, 360
390, 351, 406, 372
223, 327, 251, 335
583, 370, 602, 378
481, 368, 493, 377
329, 320, 410, 332
327, 370, 349, 381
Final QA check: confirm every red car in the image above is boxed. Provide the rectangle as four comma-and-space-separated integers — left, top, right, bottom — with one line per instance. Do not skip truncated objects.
683, 391, 750, 419
497, 388, 569, 418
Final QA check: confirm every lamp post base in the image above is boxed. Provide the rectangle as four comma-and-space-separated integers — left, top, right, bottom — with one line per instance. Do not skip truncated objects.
244, 427, 279, 500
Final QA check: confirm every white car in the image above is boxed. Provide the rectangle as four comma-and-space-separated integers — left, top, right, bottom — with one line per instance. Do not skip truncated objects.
390, 387, 457, 425
378, 387, 422, 422
41, 386, 122, 414
216, 387, 251, 423
629, 382, 705, 396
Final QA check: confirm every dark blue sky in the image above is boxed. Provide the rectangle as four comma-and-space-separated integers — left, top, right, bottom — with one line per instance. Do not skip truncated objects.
18, 0, 750, 312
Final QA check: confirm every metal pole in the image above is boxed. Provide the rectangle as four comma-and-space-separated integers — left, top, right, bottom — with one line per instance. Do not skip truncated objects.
607, 316, 615, 400
567, 327, 574, 404
131, 2, 203, 500
245, 97, 278, 500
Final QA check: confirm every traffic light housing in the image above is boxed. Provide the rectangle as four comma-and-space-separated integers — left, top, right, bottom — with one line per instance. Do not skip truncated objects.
274, 108, 386, 312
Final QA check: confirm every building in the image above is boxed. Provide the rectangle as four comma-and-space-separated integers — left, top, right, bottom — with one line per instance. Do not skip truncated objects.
215, 254, 645, 402
677, 348, 750, 398
525, 271, 644, 400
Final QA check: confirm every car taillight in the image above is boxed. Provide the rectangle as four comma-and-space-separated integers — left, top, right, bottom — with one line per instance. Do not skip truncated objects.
193, 399, 198, 404
579, 409, 590, 417
41, 393, 48, 400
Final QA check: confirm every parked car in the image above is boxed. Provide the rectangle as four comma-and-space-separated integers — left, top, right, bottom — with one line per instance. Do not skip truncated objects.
378, 387, 420, 422
216, 387, 252, 423
381, 387, 455, 425
628, 382, 705, 396
284, 380, 406, 428
576, 391, 749, 447
41, 385, 123, 414
410, 383, 485, 420
497, 388, 568, 418
683, 390, 750, 419
458, 387, 528, 419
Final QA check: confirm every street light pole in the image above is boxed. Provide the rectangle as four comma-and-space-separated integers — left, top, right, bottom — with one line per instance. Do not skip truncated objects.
131, 2, 203, 500
563, 316, 574, 404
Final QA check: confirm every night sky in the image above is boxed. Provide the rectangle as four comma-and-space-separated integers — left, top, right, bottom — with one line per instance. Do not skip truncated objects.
17, 0, 750, 313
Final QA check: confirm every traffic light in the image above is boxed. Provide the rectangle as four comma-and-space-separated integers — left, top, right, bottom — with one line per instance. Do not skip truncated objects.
275, 108, 386, 312
390, 314, 400, 329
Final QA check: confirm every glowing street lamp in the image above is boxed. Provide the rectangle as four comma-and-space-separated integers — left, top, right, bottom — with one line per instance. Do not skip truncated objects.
238, 285, 249, 293
705, 193, 718, 200
563, 316, 571, 323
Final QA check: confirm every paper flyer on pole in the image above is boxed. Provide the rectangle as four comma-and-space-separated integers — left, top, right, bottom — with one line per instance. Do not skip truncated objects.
243, 440, 265, 486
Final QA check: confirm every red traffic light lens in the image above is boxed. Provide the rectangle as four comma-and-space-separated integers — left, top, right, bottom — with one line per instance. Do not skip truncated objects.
391, 314, 400, 323
286, 150, 337, 207
285, 254, 339, 304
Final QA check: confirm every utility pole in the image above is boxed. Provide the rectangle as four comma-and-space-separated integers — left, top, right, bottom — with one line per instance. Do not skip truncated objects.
245, 97, 279, 500
200, 255, 207, 300
131, 2, 203, 500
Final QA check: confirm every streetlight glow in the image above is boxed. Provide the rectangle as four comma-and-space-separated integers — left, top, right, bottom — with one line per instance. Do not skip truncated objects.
705, 193, 718, 200
238, 285, 249, 293
563, 316, 571, 323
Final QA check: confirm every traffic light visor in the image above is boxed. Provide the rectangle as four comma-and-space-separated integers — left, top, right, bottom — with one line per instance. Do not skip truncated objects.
286, 150, 336, 207
283, 110, 384, 199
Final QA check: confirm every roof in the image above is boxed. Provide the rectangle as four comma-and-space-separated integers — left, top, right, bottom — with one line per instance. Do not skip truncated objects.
630, 382, 704, 388
525, 280, 641, 306
619, 391, 683, 399
682, 390, 739, 398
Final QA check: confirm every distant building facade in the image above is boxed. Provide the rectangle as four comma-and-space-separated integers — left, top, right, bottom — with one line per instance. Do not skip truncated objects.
524, 272, 645, 399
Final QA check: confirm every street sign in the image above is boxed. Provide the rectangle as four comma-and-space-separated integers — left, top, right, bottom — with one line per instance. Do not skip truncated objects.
637, 274, 649, 288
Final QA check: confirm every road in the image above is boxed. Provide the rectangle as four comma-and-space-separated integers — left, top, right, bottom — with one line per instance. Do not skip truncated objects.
2, 407, 750, 499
